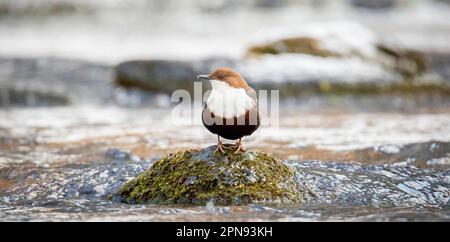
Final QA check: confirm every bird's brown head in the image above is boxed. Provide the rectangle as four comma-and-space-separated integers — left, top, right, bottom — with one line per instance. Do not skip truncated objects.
198, 67, 249, 89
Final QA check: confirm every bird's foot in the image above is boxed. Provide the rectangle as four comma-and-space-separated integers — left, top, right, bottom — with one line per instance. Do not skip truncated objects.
215, 141, 225, 154
234, 142, 245, 153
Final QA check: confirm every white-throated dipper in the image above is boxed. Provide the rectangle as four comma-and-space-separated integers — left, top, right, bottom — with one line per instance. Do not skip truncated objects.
198, 67, 260, 153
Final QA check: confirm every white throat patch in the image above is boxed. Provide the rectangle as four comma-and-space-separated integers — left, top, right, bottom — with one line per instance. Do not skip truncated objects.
206, 80, 255, 119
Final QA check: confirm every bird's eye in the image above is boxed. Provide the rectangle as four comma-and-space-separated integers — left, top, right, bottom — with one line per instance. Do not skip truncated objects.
219, 75, 224, 79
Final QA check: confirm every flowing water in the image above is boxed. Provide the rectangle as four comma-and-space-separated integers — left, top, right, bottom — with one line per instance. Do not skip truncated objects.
0, 107, 449, 221
0, 0, 449, 221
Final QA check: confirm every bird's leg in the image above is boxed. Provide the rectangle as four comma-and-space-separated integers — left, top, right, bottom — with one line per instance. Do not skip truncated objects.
234, 138, 245, 153
215, 135, 225, 153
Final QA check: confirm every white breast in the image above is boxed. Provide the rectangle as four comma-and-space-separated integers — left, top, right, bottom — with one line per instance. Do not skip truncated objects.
206, 80, 256, 119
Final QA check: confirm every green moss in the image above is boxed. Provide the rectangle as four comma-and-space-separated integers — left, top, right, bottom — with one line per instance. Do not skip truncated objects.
247, 37, 337, 57
247, 38, 428, 79
377, 44, 428, 77
118, 145, 303, 205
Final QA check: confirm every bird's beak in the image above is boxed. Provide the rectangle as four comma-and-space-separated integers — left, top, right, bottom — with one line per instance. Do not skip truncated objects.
197, 74, 211, 80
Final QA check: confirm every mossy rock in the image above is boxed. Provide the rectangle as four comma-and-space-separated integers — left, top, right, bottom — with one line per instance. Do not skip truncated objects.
247, 37, 338, 58
118, 145, 303, 205
377, 44, 428, 77
246, 36, 428, 78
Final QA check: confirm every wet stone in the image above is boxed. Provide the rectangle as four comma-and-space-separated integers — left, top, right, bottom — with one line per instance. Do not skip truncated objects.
0, 57, 114, 107
118, 145, 303, 205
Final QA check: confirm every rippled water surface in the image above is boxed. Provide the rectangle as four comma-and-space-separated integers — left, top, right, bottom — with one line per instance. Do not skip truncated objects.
1, 158, 449, 221
0, 107, 449, 221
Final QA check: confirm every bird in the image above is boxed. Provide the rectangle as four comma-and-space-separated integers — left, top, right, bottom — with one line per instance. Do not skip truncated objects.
198, 67, 260, 153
